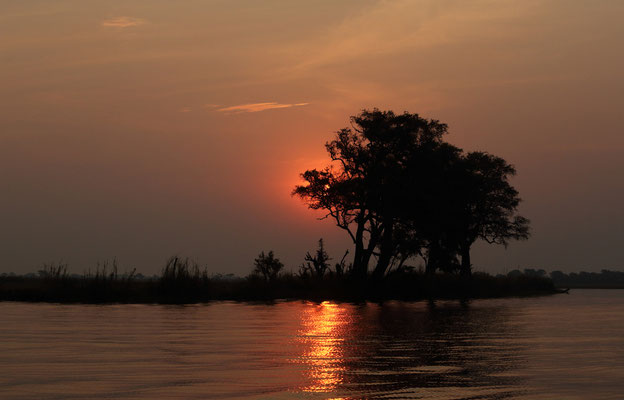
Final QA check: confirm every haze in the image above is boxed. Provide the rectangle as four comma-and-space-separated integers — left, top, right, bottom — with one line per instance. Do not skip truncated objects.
2, 0, 623, 275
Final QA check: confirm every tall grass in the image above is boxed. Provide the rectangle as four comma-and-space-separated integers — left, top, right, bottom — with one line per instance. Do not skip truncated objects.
158, 256, 211, 302
38, 262, 69, 280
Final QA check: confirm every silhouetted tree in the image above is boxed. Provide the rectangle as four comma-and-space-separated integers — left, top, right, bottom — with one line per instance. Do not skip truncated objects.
300, 238, 332, 277
394, 141, 463, 274
253, 251, 284, 281
294, 109, 529, 280
449, 152, 530, 276
293, 109, 449, 278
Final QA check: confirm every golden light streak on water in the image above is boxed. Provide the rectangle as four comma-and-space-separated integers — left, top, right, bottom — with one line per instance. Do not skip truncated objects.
298, 301, 352, 393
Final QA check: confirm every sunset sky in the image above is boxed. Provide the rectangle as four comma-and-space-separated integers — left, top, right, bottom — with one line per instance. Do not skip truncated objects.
2, 0, 623, 275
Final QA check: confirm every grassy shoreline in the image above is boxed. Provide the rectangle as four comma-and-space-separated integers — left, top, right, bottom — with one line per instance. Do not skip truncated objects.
0, 271, 559, 304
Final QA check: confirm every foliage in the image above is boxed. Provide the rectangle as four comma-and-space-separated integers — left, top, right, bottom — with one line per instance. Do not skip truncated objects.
294, 109, 530, 279
300, 239, 332, 277
549, 269, 624, 288
294, 109, 449, 278
253, 251, 284, 281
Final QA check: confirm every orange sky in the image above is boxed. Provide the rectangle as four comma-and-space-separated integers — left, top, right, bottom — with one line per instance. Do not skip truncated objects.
1, 0, 623, 274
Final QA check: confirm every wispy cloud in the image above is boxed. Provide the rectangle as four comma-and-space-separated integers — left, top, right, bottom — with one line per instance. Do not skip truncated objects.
277, 0, 541, 78
216, 102, 309, 114
101, 16, 146, 28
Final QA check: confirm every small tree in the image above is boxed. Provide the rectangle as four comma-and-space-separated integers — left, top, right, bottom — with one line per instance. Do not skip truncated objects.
253, 251, 284, 281
301, 239, 332, 278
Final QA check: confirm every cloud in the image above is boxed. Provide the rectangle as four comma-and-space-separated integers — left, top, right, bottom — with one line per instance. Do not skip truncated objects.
277, 0, 541, 77
216, 102, 309, 114
101, 16, 146, 28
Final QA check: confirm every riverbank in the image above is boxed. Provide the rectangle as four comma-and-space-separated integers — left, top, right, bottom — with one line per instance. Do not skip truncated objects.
0, 271, 558, 304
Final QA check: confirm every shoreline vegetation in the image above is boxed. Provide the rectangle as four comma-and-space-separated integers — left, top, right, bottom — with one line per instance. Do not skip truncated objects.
3, 110, 616, 304
0, 258, 564, 304
2, 258, 619, 305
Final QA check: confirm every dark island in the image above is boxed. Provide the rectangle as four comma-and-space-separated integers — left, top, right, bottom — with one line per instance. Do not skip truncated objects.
0, 110, 569, 304
0, 257, 559, 304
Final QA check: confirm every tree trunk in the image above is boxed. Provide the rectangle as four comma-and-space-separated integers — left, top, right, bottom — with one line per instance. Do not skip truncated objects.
352, 219, 366, 278
361, 246, 374, 276
425, 241, 438, 275
460, 243, 472, 278
352, 215, 370, 278
373, 217, 394, 280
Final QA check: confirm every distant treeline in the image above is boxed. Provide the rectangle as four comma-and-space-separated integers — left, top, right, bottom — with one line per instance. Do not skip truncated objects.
505, 269, 624, 289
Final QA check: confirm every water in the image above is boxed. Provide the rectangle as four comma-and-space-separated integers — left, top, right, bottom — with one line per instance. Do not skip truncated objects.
1, 290, 623, 399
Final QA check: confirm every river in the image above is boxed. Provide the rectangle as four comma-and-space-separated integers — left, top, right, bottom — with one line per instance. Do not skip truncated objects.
1, 289, 623, 399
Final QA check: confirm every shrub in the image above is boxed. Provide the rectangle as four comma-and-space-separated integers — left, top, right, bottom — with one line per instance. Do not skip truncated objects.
253, 251, 284, 281
300, 238, 331, 278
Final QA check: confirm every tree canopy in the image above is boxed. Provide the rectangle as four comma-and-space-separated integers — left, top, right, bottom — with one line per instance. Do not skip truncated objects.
293, 109, 529, 279
253, 251, 284, 281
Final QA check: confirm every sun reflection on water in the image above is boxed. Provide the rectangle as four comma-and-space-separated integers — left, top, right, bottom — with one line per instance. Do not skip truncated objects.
297, 301, 353, 394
